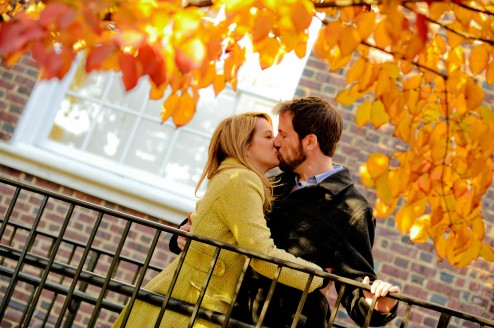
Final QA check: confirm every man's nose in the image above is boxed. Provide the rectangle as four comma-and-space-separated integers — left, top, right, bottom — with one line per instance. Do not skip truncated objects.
273, 135, 281, 148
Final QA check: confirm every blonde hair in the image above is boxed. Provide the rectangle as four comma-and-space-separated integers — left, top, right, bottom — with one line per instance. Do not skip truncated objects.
196, 112, 274, 212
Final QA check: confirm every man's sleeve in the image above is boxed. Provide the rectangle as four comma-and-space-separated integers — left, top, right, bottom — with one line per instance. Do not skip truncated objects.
335, 206, 398, 327
168, 218, 189, 255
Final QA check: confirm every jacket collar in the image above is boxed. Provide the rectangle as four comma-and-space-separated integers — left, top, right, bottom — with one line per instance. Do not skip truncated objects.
278, 166, 354, 196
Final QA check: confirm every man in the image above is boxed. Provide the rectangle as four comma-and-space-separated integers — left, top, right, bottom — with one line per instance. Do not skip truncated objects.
170, 96, 399, 327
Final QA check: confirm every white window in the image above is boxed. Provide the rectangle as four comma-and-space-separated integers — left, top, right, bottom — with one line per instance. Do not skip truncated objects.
1, 22, 319, 224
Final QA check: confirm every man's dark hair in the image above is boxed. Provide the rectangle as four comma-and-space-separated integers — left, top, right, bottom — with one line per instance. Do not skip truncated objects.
273, 96, 343, 157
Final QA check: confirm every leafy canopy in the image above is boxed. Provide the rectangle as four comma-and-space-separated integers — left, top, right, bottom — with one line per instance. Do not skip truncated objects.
1, 0, 494, 267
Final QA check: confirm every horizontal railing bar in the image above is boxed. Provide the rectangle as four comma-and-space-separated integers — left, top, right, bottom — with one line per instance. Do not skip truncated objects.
0, 250, 257, 328
0, 218, 164, 273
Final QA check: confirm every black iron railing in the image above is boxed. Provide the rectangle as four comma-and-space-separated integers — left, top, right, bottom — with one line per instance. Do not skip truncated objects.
0, 176, 493, 328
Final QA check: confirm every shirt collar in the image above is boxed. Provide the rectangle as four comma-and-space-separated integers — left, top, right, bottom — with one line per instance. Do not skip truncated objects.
294, 165, 344, 190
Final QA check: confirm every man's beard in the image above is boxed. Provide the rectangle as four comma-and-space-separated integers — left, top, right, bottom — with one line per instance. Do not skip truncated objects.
278, 143, 306, 172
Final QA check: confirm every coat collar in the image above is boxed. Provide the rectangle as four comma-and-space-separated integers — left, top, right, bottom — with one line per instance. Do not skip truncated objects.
277, 166, 354, 196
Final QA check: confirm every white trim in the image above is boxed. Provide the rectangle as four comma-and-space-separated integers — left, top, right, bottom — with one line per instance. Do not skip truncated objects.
0, 142, 192, 224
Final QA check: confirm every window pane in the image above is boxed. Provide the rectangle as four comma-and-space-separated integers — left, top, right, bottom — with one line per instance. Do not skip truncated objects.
186, 88, 236, 135
68, 64, 110, 99
164, 132, 209, 189
84, 107, 136, 160
49, 96, 99, 149
103, 76, 150, 112
123, 119, 175, 175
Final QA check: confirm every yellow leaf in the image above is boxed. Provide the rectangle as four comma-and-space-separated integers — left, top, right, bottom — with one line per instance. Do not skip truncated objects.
434, 234, 448, 260
149, 80, 168, 100
373, 198, 397, 218
446, 22, 464, 48
356, 11, 376, 40
335, 88, 360, 106
291, 0, 314, 32
469, 44, 489, 75
367, 153, 389, 179
359, 164, 375, 188
428, 2, 450, 20
395, 116, 412, 142
403, 75, 422, 90
325, 21, 345, 48
410, 214, 431, 243
395, 206, 414, 234
486, 62, 494, 85
374, 19, 392, 49
472, 217, 485, 239
356, 100, 371, 127
382, 62, 400, 80
371, 100, 389, 128
400, 60, 414, 74
434, 34, 447, 54
346, 58, 366, 85
466, 82, 484, 111
358, 60, 373, 91
339, 26, 360, 57
480, 242, 494, 261
173, 92, 196, 127
252, 13, 272, 43
161, 92, 180, 123
375, 173, 392, 204
375, 72, 389, 99
431, 140, 447, 164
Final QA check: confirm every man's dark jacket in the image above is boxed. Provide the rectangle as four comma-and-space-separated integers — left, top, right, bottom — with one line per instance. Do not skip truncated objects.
170, 167, 397, 327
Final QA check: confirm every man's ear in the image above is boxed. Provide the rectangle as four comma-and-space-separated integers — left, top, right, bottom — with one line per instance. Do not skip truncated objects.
303, 134, 318, 151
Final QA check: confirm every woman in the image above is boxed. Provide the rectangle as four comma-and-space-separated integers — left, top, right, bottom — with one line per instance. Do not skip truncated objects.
113, 112, 325, 328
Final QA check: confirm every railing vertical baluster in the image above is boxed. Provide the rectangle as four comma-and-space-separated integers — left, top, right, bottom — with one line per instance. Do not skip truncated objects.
328, 284, 346, 328
400, 303, 413, 328
0, 195, 48, 320
437, 313, 451, 328
187, 247, 222, 328
0, 187, 20, 240
256, 265, 282, 328
54, 212, 104, 328
0, 224, 18, 267
290, 274, 313, 328
87, 219, 132, 327
42, 244, 78, 327
21, 203, 75, 327
119, 229, 161, 326
154, 238, 192, 328
221, 257, 252, 328
363, 294, 378, 328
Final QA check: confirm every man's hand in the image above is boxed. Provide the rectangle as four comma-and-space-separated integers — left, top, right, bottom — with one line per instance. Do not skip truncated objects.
362, 276, 400, 313
177, 214, 192, 250
319, 267, 334, 298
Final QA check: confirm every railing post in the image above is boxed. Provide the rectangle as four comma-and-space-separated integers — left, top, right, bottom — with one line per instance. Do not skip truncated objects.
437, 313, 451, 328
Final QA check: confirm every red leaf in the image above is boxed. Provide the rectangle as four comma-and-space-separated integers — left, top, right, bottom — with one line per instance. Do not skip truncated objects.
86, 42, 117, 72
39, 3, 76, 29
119, 53, 138, 91
137, 44, 166, 86
416, 14, 428, 42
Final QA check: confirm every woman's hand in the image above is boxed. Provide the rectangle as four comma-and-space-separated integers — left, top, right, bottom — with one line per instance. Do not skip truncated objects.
362, 276, 400, 313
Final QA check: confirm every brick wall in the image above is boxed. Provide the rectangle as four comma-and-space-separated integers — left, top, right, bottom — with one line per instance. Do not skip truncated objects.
296, 54, 494, 327
0, 53, 493, 327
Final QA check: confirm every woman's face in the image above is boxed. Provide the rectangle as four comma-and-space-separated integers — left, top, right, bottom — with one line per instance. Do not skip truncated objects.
247, 117, 280, 173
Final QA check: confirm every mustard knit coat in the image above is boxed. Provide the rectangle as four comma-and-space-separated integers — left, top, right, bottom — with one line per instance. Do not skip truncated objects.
112, 158, 324, 328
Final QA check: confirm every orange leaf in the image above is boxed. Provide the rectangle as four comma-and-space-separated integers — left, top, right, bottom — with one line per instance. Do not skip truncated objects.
367, 153, 389, 179
252, 13, 272, 43
486, 61, 494, 85
356, 100, 371, 127
213, 74, 226, 96
339, 26, 360, 57
375, 72, 389, 99
371, 100, 389, 128
375, 173, 392, 204
175, 37, 206, 74
374, 19, 392, 49
356, 11, 376, 40
466, 82, 484, 111
395, 115, 412, 142
373, 198, 397, 218
469, 44, 489, 75
403, 75, 422, 90
161, 92, 180, 123
173, 92, 196, 127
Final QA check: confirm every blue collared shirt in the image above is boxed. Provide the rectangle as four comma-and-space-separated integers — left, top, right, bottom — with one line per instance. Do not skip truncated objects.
294, 165, 344, 190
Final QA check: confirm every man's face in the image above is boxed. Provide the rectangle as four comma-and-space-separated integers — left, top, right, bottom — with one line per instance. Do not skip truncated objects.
273, 112, 306, 172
